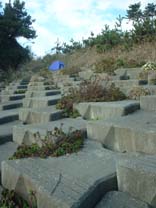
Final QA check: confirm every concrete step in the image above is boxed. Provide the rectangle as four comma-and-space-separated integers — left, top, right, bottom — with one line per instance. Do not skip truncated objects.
141, 95, 156, 111
17, 85, 28, 89
117, 154, 156, 207
23, 95, 61, 108
1, 89, 26, 95
27, 84, 58, 91
25, 89, 61, 98
115, 68, 142, 79
0, 120, 22, 144
0, 94, 25, 102
0, 109, 20, 125
19, 106, 63, 124
6, 84, 28, 90
74, 100, 140, 120
13, 117, 87, 145
0, 100, 22, 110
0, 142, 18, 175
1, 140, 117, 208
87, 110, 156, 154
95, 191, 150, 208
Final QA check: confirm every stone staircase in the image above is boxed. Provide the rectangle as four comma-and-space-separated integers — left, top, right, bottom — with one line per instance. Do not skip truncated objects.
0, 71, 156, 207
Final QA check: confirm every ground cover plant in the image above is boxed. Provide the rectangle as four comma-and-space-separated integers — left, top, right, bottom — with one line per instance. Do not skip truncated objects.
0, 189, 37, 208
14, 89, 26, 94
10, 125, 84, 159
57, 77, 126, 117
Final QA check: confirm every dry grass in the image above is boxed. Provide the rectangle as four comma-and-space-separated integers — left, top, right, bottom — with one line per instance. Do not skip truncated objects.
62, 40, 156, 74
20, 39, 156, 76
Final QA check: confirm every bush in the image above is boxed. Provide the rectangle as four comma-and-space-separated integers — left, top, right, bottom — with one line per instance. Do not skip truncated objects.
10, 125, 84, 159
57, 77, 126, 117
0, 189, 37, 208
94, 58, 116, 74
128, 86, 150, 100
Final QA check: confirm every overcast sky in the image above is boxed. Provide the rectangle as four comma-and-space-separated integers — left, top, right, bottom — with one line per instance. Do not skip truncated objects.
1, 0, 155, 57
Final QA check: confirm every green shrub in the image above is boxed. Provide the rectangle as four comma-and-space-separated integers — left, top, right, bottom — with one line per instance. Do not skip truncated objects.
0, 189, 37, 208
10, 126, 84, 159
56, 95, 80, 118
14, 89, 26, 94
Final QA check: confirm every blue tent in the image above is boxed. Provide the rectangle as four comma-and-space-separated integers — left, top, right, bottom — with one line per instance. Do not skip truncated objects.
48, 60, 65, 71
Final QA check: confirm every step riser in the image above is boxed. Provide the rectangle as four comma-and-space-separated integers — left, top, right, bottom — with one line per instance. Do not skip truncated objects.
23, 98, 60, 108
0, 115, 19, 125
0, 135, 12, 145
19, 111, 63, 124
1, 95, 25, 102
87, 123, 156, 154
2, 103, 22, 110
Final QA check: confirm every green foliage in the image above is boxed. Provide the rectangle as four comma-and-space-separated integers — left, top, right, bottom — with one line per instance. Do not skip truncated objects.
51, 2, 156, 57
10, 126, 84, 159
0, 189, 37, 208
0, 0, 36, 71
14, 89, 26, 94
56, 96, 80, 118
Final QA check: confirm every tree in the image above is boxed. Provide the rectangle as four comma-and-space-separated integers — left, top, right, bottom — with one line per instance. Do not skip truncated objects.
0, 0, 36, 71
126, 2, 142, 22
126, 2, 156, 42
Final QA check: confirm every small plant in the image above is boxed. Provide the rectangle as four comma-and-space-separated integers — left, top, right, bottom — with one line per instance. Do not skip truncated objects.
56, 96, 80, 118
0, 188, 37, 208
14, 89, 26, 94
39, 68, 53, 79
10, 125, 84, 159
45, 85, 58, 90
128, 86, 150, 100
94, 58, 116, 75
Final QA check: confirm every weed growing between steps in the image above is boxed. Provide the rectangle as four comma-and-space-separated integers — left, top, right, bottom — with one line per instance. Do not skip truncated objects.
10, 126, 84, 159
14, 89, 26, 94
56, 96, 80, 118
128, 86, 151, 100
57, 77, 126, 117
0, 189, 37, 208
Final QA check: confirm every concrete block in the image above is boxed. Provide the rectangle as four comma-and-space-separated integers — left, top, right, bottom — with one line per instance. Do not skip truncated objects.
117, 154, 156, 207
74, 100, 140, 120
25, 90, 61, 98
2, 140, 116, 208
13, 117, 87, 145
87, 110, 156, 154
0, 121, 21, 144
19, 106, 63, 124
141, 95, 156, 111
0, 100, 22, 110
0, 94, 25, 102
96, 191, 150, 208
0, 109, 19, 124
115, 68, 142, 79
27, 85, 57, 91
22, 95, 61, 108
78, 70, 94, 80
